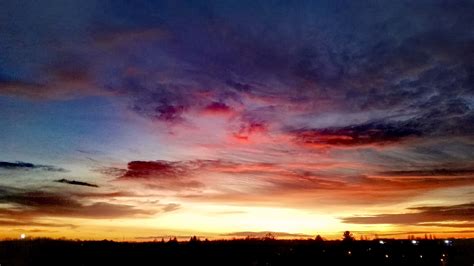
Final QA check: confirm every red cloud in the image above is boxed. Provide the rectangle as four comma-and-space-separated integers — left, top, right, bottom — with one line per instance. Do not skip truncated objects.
116, 160, 204, 191
201, 102, 233, 115
233, 122, 268, 141
112, 160, 474, 206
291, 121, 422, 148
121, 161, 187, 179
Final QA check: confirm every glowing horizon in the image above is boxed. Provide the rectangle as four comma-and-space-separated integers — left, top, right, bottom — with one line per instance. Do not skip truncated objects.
0, 1, 473, 241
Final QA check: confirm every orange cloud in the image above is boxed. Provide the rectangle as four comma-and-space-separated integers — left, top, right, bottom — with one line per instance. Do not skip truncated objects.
342, 202, 474, 226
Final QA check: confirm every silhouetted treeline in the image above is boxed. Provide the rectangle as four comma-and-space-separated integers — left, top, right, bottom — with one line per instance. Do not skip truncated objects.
0, 238, 472, 266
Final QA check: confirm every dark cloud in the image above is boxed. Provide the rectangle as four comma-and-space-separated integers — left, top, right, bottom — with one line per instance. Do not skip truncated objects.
113, 159, 474, 204
342, 202, 474, 225
0, 185, 152, 219
420, 223, 474, 228
0, 219, 75, 228
352, 229, 474, 237
71, 191, 136, 199
0, 79, 46, 98
0, 64, 101, 100
94, 167, 127, 177
202, 102, 233, 115
54, 178, 99, 188
154, 104, 187, 123
116, 160, 205, 191
377, 168, 474, 177
120, 161, 190, 180
291, 121, 422, 147
118, 160, 240, 180
1, 1, 472, 145
0, 161, 67, 172
291, 107, 474, 148
341, 175, 474, 196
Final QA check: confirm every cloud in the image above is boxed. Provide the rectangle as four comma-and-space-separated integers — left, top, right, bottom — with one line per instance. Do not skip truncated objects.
201, 102, 234, 115
162, 203, 180, 213
0, 219, 75, 228
111, 159, 474, 206
1, 1, 472, 153
153, 104, 187, 123
222, 231, 312, 239
117, 159, 277, 181
94, 28, 168, 48
119, 161, 191, 180
0, 69, 103, 100
233, 121, 268, 141
290, 121, 422, 148
0, 79, 46, 98
342, 202, 474, 225
98, 1, 473, 141
420, 222, 474, 228
377, 168, 474, 177
0, 185, 153, 220
0, 161, 67, 172
115, 160, 205, 191
289, 109, 474, 148
54, 178, 99, 188
352, 229, 474, 237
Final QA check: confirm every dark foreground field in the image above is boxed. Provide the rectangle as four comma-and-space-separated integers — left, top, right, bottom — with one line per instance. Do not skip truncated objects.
1, 238, 473, 266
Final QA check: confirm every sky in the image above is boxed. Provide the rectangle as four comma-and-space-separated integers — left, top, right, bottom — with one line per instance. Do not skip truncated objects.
0, 0, 473, 241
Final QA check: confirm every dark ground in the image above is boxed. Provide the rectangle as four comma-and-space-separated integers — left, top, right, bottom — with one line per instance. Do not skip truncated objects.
0, 238, 472, 266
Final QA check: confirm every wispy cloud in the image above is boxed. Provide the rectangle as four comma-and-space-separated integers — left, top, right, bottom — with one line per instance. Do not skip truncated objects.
377, 168, 474, 177
0, 185, 153, 221
342, 202, 474, 225
54, 178, 99, 188
162, 203, 180, 213
0, 161, 67, 172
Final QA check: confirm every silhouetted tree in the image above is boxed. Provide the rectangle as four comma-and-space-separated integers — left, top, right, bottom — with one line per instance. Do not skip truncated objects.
264, 233, 275, 241
189, 236, 200, 243
315, 235, 324, 242
342, 231, 354, 242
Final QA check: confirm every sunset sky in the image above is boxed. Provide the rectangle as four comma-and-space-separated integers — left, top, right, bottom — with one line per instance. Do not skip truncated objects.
0, 0, 473, 241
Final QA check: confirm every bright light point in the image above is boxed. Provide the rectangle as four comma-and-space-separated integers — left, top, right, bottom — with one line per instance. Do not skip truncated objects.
379, 240, 385, 245
347, 251, 351, 255
411, 240, 418, 244
385, 254, 389, 258
20, 233, 26, 239
419, 255, 423, 259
